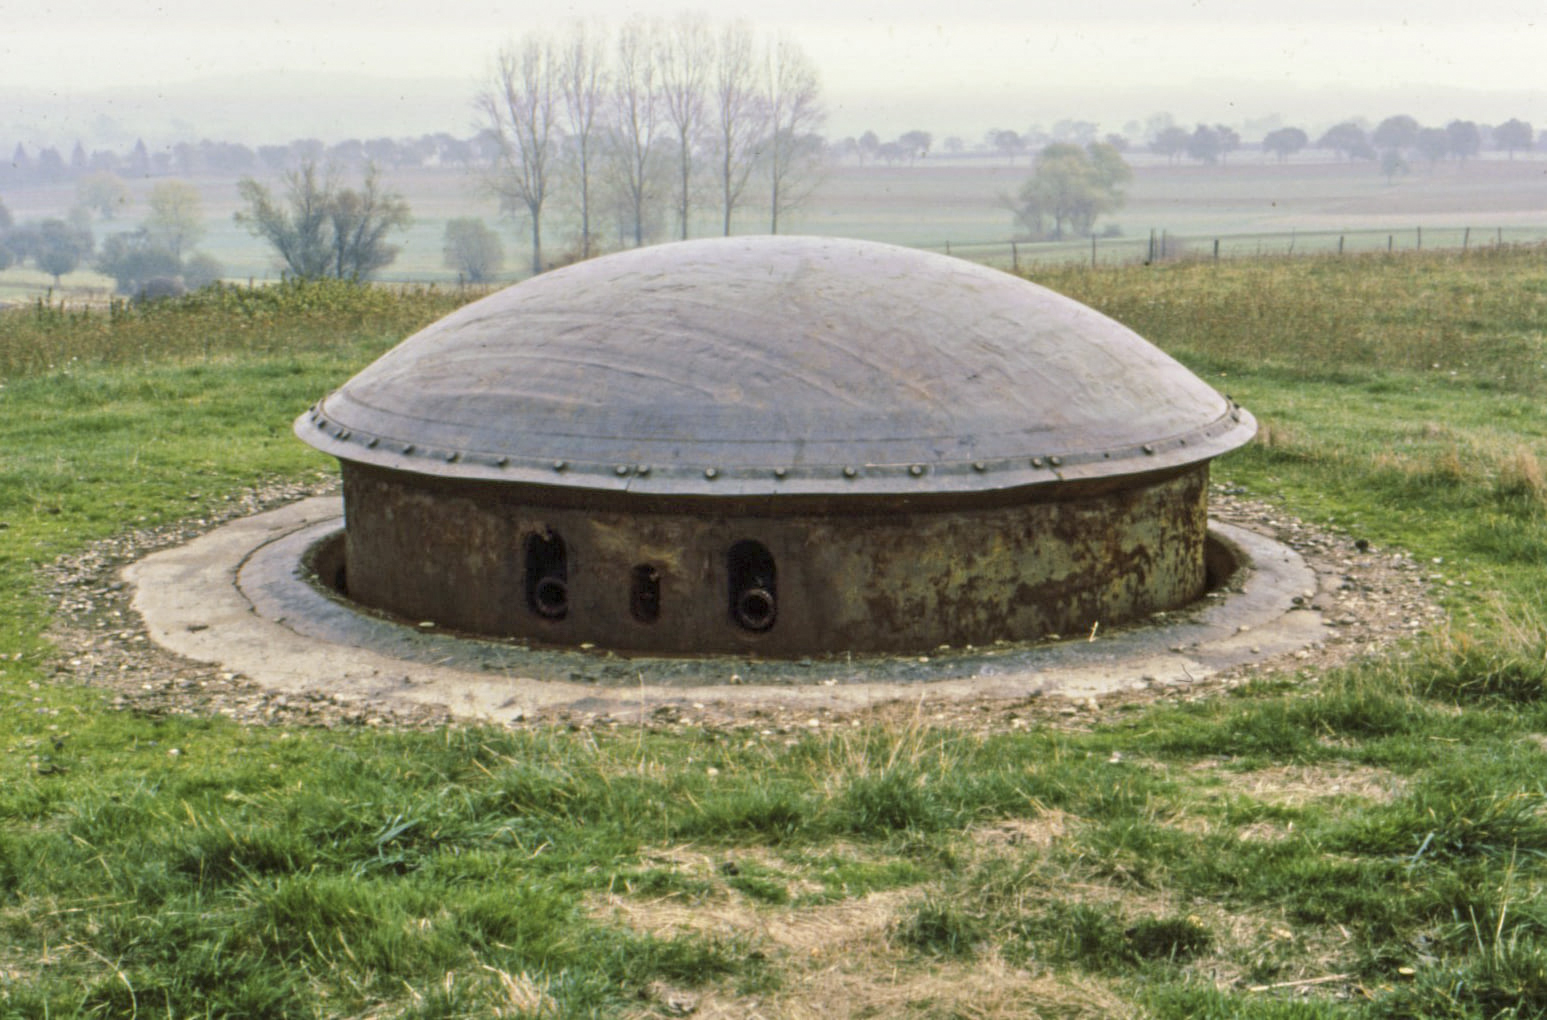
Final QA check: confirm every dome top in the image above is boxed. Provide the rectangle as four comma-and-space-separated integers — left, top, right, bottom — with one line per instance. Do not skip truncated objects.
297, 236, 1253, 496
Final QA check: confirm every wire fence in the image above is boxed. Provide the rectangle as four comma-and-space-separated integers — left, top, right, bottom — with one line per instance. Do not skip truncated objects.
915, 225, 1547, 272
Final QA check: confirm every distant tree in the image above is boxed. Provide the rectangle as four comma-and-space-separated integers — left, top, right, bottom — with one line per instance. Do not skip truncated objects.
1215, 126, 1241, 164
1052, 119, 1099, 145
236, 161, 410, 280
708, 19, 765, 235
35, 147, 67, 183
763, 34, 825, 234
1186, 124, 1222, 164
1415, 127, 1450, 167
943, 136, 965, 155
659, 12, 712, 240
558, 19, 609, 257
483, 34, 559, 275
1008, 141, 1131, 240
442, 217, 506, 282
256, 145, 289, 173
145, 180, 204, 259
1102, 133, 1129, 152
126, 139, 150, 177
1446, 120, 1481, 162
1493, 118, 1533, 158
898, 129, 932, 164
3, 222, 40, 265
990, 129, 1025, 164
9, 144, 32, 182
1262, 127, 1309, 162
77, 172, 131, 220
1317, 122, 1370, 160
0, 200, 13, 271
1380, 148, 1410, 185
323, 166, 413, 279
36, 218, 90, 285
96, 230, 183, 295
1144, 112, 1176, 141
1372, 115, 1420, 152
182, 252, 224, 290
857, 130, 880, 164
1150, 125, 1190, 164
70, 142, 88, 172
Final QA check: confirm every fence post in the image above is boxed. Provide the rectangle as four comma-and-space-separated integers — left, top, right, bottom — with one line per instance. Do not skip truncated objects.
1091, 235, 1097, 268
1388, 234, 1394, 252
1011, 242, 1019, 273
945, 241, 951, 256
1213, 238, 1219, 261
1161, 230, 1168, 260
1463, 227, 1470, 252
1148, 229, 1156, 263
1417, 226, 1422, 250
1338, 235, 1345, 255
1498, 227, 1504, 247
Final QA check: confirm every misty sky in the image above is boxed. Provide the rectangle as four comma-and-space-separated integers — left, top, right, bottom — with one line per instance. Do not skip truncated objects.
4, 0, 1545, 146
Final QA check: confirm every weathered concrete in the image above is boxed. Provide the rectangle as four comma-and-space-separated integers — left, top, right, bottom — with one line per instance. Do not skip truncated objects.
125, 497, 1323, 725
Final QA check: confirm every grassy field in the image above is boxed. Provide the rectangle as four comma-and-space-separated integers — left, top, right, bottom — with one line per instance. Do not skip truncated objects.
4, 151, 1547, 304
3, 249, 1547, 1016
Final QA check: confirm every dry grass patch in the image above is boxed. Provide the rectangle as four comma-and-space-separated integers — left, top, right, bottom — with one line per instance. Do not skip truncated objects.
1191, 759, 1406, 807
969, 809, 1074, 853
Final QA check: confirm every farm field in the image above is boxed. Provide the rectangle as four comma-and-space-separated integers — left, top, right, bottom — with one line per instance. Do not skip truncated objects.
3, 151, 1546, 304
2, 249, 1547, 1016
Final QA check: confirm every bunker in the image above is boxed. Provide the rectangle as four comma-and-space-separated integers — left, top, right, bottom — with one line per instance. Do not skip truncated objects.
296, 236, 1255, 657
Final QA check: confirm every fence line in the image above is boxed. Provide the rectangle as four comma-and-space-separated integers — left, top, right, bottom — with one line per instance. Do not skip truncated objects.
914, 225, 1547, 272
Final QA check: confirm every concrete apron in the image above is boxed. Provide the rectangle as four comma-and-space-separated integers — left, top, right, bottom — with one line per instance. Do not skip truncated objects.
125, 497, 1324, 725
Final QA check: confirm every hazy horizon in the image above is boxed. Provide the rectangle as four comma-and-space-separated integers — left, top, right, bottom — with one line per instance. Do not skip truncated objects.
4, 1, 1545, 151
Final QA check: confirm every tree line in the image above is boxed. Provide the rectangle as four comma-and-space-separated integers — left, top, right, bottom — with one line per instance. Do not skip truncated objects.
0, 134, 493, 189
480, 14, 824, 275
0, 185, 222, 295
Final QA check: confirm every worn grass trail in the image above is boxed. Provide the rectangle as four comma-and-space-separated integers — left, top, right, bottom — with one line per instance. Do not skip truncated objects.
2, 255, 1547, 1017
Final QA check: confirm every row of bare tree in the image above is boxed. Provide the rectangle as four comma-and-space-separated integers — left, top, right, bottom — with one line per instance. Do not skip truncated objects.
481, 16, 824, 276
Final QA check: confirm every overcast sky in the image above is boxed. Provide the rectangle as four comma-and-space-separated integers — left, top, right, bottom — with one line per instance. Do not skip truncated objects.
3, 0, 1544, 146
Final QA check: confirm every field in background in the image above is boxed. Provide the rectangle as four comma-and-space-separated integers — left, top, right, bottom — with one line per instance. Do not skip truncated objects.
3, 151, 1546, 303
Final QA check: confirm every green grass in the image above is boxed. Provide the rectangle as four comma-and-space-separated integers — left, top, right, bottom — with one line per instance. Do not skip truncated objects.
4, 253, 1547, 1015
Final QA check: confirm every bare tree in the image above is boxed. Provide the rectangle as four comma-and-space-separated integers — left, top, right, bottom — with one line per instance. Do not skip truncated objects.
609, 16, 666, 248
658, 12, 711, 240
709, 20, 765, 235
763, 35, 825, 234
483, 35, 559, 275
558, 20, 608, 259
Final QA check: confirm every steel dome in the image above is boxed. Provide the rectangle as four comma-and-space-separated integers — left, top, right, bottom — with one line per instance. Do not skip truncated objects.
297, 236, 1253, 497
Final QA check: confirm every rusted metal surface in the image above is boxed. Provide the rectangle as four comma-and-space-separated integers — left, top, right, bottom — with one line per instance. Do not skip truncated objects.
338, 462, 1210, 655
298, 236, 1254, 497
